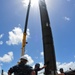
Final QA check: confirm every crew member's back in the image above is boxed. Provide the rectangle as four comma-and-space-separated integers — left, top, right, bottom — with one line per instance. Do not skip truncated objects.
8, 56, 35, 75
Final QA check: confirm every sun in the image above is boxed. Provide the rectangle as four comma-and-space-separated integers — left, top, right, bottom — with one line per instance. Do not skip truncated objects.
22, 0, 29, 6
31, 0, 38, 7
22, 0, 38, 7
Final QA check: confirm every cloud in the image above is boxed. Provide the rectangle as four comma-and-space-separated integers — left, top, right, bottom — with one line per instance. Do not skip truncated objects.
0, 34, 4, 39
0, 41, 3, 45
64, 16, 70, 21
3, 72, 8, 75
6, 27, 30, 45
0, 71, 8, 75
0, 34, 4, 45
6, 27, 23, 45
40, 51, 44, 59
0, 63, 3, 74
0, 52, 13, 63
40, 52, 44, 56
56, 62, 75, 73
26, 29, 30, 39
23, 54, 34, 65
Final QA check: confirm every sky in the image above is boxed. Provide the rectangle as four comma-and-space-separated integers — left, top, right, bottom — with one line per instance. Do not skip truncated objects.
0, 0, 75, 75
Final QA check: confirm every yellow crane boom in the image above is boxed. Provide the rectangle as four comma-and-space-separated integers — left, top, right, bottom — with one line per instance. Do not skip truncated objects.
21, 0, 31, 56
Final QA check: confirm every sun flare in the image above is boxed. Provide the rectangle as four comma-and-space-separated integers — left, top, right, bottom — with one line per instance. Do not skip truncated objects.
22, 0, 38, 7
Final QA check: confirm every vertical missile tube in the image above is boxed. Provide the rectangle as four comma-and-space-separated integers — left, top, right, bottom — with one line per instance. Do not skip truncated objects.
39, 0, 57, 75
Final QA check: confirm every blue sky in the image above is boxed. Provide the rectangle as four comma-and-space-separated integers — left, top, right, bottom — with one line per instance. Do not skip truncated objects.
0, 0, 75, 75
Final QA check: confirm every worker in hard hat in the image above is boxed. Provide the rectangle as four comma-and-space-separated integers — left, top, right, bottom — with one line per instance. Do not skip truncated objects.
34, 63, 47, 75
58, 68, 65, 75
8, 55, 35, 75
59, 68, 65, 75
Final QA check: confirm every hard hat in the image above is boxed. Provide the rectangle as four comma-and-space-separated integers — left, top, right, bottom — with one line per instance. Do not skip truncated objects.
20, 56, 28, 61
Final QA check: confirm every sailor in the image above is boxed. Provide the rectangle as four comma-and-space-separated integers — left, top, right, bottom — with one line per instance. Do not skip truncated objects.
34, 63, 47, 75
8, 55, 35, 75
58, 68, 65, 75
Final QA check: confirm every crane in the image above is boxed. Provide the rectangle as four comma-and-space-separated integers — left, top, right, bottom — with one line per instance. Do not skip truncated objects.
21, 0, 57, 75
21, 0, 31, 56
